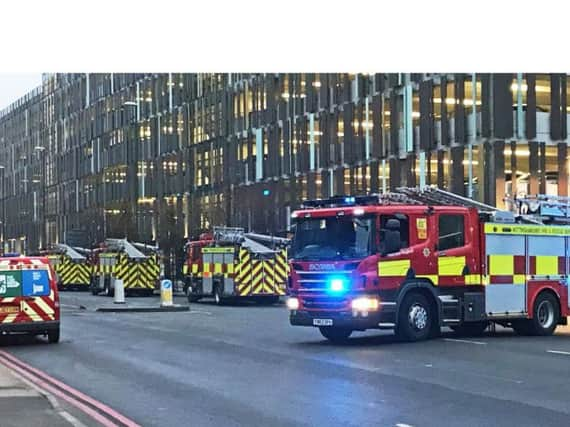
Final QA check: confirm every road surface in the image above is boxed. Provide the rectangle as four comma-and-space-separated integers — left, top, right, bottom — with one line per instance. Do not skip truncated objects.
2, 292, 570, 427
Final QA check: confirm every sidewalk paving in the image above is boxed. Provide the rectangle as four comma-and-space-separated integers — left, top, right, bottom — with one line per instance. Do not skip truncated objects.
0, 362, 73, 427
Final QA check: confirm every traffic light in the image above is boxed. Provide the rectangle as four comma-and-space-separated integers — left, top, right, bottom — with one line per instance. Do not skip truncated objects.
262, 189, 270, 196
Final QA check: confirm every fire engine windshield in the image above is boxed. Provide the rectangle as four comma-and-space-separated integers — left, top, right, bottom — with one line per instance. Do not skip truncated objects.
290, 216, 375, 261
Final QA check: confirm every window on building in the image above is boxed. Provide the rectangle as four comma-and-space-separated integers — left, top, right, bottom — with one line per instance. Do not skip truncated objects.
536, 75, 551, 112
438, 214, 464, 251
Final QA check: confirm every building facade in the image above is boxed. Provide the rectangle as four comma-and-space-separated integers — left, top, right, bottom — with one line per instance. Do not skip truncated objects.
0, 73, 568, 272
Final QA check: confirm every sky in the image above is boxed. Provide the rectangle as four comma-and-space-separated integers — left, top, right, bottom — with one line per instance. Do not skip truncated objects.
0, 73, 42, 112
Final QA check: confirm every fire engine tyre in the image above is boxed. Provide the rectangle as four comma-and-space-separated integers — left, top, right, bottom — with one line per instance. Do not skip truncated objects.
47, 328, 60, 344
104, 281, 115, 298
529, 292, 560, 336
213, 284, 225, 305
396, 292, 434, 342
318, 327, 352, 343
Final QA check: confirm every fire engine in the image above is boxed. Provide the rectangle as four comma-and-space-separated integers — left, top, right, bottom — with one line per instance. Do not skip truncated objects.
90, 239, 162, 297
183, 227, 289, 304
0, 255, 60, 343
286, 187, 570, 343
40, 244, 92, 291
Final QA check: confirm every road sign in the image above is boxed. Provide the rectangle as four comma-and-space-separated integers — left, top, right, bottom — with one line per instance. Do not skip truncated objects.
160, 279, 173, 306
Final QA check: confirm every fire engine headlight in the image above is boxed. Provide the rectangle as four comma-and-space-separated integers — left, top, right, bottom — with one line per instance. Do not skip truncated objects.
327, 277, 347, 293
351, 297, 380, 312
286, 297, 300, 310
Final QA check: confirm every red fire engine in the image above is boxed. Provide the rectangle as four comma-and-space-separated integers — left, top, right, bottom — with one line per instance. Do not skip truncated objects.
287, 188, 570, 343
183, 227, 289, 304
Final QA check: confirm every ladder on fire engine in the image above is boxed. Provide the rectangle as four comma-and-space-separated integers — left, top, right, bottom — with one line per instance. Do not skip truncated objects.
104, 238, 147, 259
504, 194, 570, 224
388, 187, 499, 213
54, 244, 86, 261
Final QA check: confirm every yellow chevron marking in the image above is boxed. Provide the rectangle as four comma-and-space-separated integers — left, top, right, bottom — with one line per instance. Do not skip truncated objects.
2, 313, 18, 324
34, 298, 55, 319
20, 301, 41, 321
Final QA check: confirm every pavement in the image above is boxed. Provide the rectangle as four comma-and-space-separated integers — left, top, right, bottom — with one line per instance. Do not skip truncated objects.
0, 361, 73, 427
2, 291, 570, 427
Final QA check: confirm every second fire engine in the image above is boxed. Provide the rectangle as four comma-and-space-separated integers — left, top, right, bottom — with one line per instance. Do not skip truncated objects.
287, 188, 570, 342
183, 227, 289, 304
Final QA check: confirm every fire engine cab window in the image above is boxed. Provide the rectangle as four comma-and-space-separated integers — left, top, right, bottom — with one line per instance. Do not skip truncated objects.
290, 216, 375, 260
438, 214, 465, 251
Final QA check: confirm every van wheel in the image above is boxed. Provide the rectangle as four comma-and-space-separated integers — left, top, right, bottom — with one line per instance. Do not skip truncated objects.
47, 328, 60, 344
319, 327, 352, 343
396, 292, 434, 342
528, 292, 559, 336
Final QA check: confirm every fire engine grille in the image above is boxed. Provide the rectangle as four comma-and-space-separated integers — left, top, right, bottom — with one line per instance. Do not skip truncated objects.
296, 270, 353, 292
301, 296, 349, 310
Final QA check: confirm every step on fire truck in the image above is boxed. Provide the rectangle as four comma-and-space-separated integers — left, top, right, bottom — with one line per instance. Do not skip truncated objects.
286, 187, 570, 343
90, 239, 162, 297
41, 244, 92, 291
182, 227, 289, 304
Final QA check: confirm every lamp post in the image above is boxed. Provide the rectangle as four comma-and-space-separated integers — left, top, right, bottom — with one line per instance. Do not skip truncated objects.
124, 97, 140, 240
34, 146, 46, 249
0, 165, 5, 254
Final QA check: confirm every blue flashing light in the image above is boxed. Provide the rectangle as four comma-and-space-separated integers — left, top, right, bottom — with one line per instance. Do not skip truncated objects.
328, 277, 347, 293
344, 196, 356, 204
262, 189, 271, 196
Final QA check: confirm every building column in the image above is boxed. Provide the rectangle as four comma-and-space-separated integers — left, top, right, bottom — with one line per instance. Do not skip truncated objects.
557, 142, 568, 196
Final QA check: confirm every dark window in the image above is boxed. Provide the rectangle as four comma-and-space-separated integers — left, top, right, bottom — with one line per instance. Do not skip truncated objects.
438, 214, 464, 251
380, 215, 409, 249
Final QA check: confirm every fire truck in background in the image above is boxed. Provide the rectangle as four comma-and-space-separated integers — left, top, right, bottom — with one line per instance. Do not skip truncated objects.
90, 238, 162, 297
183, 227, 289, 304
40, 244, 92, 291
286, 187, 570, 343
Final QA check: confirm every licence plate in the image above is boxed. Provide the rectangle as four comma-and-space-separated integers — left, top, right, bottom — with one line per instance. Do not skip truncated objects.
0, 306, 20, 314
313, 318, 333, 326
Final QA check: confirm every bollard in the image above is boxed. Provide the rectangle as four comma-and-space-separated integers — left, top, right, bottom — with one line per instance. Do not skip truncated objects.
114, 278, 125, 304
160, 279, 173, 307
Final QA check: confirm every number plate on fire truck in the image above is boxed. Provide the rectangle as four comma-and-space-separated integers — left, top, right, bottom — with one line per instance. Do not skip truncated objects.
313, 319, 333, 326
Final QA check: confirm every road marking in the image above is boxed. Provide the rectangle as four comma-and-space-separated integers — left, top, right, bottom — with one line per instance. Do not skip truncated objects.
443, 338, 487, 345
547, 350, 570, 356
0, 350, 141, 427
189, 310, 213, 315
395, 423, 415, 427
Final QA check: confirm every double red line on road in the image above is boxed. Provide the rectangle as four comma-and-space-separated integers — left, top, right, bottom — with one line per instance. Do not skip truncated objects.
0, 350, 140, 427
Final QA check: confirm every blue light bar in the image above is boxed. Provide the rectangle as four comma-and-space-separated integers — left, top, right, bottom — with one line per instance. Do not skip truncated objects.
327, 276, 348, 294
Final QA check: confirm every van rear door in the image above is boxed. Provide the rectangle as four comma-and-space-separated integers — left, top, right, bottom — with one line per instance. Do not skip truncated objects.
21, 268, 55, 322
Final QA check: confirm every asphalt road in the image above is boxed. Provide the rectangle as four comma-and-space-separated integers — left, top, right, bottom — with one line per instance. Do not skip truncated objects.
2, 292, 570, 427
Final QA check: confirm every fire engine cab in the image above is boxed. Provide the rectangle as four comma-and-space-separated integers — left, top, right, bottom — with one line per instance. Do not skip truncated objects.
287, 187, 570, 343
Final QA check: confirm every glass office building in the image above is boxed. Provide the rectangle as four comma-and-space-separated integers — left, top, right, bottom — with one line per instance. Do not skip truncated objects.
0, 73, 568, 265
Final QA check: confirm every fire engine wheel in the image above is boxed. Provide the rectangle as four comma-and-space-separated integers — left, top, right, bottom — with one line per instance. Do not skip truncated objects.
104, 282, 115, 298
529, 292, 559, 336
47, 328, 60, 344
396, 292, 434, 342
318, 327, 352, 343
213, 285, 225, 305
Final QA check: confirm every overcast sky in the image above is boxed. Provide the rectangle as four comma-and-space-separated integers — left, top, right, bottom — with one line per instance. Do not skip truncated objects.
0, 73, 42, 111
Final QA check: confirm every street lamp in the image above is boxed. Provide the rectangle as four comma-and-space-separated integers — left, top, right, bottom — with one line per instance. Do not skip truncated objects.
34, 146, 46, 249
123, 97, 141, 240
0, 165, 5, 254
